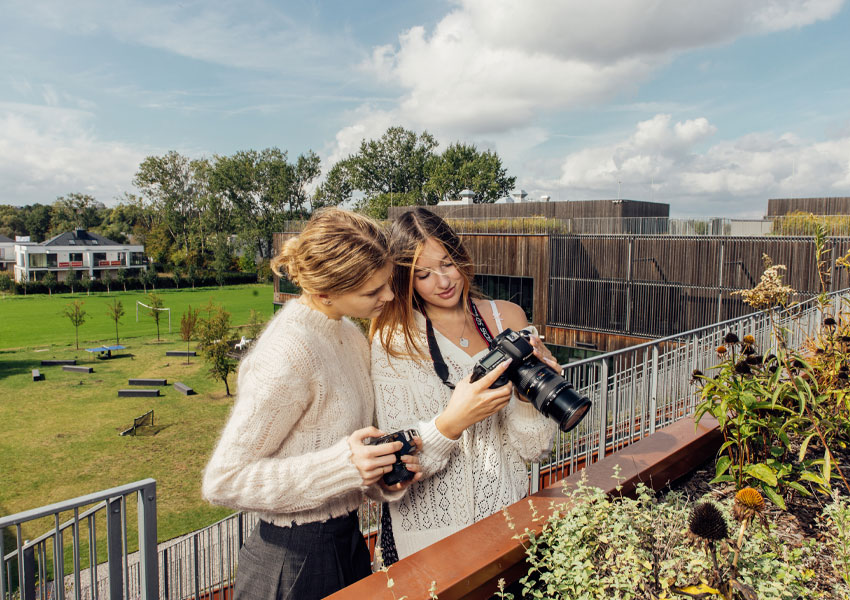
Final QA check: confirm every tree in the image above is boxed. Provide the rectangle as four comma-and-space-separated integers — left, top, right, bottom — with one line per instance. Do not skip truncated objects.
116, 268, 128, 292
141, 267, 156, 293
133, 151, 205, 261
106, 299, 125, 345
80, 275, 93, 296
185, 264, 197, 290
424, 143, 516, 204
246, 309, 265, 340
147, 293, 164, 341
0, 273, 11, 292
212, 233, 232, 288
49, 193, 105, 235
171, 264, 183, 289
347, 126, 438, 207
180, 306, 199, 365
66, 267, 75, 294
198, 302, 236, 395
312, 160, 354, 209
63, 300, 87, 350
43, 271, 57, 296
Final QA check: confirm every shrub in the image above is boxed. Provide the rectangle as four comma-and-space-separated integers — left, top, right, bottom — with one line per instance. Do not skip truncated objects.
511, 477, 821, 600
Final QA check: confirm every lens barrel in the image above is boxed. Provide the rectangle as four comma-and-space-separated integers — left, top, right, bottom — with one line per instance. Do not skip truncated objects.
515, 362, 591, 433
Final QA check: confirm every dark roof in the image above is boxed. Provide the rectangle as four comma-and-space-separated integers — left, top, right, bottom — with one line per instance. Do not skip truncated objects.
0, 234, 14, 243
43, 229, 121, 247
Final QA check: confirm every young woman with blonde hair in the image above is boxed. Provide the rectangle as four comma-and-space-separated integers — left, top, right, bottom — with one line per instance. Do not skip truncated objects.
370, 207, 559, 562
203, 208, 421, 599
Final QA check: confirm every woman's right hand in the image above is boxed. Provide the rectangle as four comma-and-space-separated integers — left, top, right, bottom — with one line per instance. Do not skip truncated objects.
347, 427, 403, 486
435, 359, 514, 440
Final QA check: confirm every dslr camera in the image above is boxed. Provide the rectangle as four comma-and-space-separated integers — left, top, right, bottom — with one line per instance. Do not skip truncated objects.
365, 429, 418, 485
470, 328, 591, 433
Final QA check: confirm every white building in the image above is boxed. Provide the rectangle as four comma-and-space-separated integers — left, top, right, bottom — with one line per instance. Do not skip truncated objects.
13, 228, 146, 283
0, 234, 14, 273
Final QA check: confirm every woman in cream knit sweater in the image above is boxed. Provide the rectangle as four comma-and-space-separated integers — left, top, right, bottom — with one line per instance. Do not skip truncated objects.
202, 209, 421, 600
371, 208, 559, 561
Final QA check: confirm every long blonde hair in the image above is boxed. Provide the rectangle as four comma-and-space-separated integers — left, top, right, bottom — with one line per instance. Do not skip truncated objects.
371, 207, 481, 359
271, 208, 389, 296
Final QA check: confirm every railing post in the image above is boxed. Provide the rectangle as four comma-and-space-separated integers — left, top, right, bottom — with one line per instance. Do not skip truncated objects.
529, 462, 541, 494
162, 548, 169, 600
137, 482, 159, 600
649, 345, 659, 435
107, 497, 124, 600
193, 534, 200, 600
22, 543, 35, 600
597, 359, 609, 460
52, 516, 64, 600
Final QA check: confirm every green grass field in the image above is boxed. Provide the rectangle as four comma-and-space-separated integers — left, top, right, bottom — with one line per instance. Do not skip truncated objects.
0, 284, 274, 548
0, 284, 274, 350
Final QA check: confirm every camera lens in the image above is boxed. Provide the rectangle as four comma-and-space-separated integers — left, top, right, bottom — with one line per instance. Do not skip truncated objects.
515, 362, 591, 433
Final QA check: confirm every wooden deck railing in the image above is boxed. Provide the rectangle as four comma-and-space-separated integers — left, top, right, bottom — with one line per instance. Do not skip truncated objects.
327, 415, 721, 600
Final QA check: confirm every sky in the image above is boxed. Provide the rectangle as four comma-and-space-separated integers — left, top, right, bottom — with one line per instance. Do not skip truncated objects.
1, 0, 849, 217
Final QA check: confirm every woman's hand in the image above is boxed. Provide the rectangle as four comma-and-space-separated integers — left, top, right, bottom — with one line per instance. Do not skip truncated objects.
435, 359, 514, 440
529, 334, 561, 373
380, 436, 424, 492
347, 427, 404, 486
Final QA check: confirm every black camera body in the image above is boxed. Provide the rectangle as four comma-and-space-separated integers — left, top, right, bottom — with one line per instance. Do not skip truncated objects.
469, 328, 591, 433
365, 429, 418, 485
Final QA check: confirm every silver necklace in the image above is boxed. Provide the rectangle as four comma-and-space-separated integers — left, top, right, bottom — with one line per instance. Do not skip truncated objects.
459, 315, 470, 347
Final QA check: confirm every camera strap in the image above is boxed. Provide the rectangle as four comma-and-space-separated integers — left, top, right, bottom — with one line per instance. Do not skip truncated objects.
424, 298, 496, 390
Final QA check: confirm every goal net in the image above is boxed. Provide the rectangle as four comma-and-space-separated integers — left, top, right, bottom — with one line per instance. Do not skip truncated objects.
136, 301, 172, 332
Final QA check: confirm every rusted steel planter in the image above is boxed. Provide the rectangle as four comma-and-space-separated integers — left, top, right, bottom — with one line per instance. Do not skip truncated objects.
327, 415, 721, 600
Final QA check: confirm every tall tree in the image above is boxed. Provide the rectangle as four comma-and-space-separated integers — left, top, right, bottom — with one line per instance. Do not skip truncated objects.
424, 143, 516, 204
348, 126, 438, 202
106, 299, 125, 344
312, 160, 354, 209
133, 151, 204, 260
50, 193, 106, 235
63, 300, 87, 350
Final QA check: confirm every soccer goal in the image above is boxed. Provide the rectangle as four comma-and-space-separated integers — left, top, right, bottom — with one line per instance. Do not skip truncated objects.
137, 301, 171, 332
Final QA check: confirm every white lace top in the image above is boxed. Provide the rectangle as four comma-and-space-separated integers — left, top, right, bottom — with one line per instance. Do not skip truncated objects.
371, 309, 558, 558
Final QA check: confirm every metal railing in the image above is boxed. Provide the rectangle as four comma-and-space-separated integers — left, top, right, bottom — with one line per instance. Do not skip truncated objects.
1, 480, 158, 600
535, 288, 848, 490
278, 214, 850, 237
4, 289, 846, 600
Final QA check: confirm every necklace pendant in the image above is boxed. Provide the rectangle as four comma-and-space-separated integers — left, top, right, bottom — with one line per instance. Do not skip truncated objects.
459, 336, 470, 348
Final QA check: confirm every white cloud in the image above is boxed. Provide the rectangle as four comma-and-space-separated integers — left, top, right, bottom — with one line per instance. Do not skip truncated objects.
0, 103, 151, 205
555, 114, 850, 215
363, 0, 842, 134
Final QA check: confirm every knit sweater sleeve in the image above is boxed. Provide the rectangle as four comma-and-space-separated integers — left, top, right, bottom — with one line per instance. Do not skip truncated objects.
500, 325, 559, 461
371, 336, 458, 479
202, 332, 364, 515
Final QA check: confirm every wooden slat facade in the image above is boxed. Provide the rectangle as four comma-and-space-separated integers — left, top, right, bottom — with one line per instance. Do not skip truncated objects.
767, 197, 850, 216
273, 226, 850, 351
388, 199, 669, 221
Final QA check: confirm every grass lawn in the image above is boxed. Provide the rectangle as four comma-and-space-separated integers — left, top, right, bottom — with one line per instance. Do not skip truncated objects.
0, 284, 274, 350
0, 284, 275, 549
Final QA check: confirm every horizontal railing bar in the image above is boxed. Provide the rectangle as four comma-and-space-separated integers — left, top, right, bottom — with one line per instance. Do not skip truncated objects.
2, 502, 107, 560
0, 479, 155, 528
562, 288, 842, 371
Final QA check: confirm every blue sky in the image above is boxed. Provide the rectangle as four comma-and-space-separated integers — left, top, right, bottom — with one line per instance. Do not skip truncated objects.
1, 0, 849, 217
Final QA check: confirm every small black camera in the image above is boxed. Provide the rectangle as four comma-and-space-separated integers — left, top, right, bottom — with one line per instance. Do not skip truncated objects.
469, 328, 591, 433
365, 429, 418, 485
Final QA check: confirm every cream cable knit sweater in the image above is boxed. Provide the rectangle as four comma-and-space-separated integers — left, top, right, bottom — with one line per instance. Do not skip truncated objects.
371, 312, 558, 559
203, 299, 401, 527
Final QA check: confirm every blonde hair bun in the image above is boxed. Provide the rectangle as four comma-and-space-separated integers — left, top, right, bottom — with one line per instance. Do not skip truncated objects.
271, 208, 388, 296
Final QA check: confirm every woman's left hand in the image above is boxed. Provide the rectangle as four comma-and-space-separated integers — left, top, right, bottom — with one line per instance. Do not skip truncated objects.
529, 334, 560, 373
517, 335, 561, 403
379, 436, 424, 492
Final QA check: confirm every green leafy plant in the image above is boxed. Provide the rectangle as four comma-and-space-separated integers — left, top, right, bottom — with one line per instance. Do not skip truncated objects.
822, 495, 850, 594
511, 474, 822, 600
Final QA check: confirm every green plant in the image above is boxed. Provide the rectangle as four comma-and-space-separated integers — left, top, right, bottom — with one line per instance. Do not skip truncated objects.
512, 474, 820, 600
822, 495, 850, 593
62, 299, 87, 350
694, 248, 850, 506
105, 298, 124, 344
198, 301, 236, 396
180, 306, 199, 364
245, 308, 265, 340
0, 273, 11, 291
147, 293, 164, 341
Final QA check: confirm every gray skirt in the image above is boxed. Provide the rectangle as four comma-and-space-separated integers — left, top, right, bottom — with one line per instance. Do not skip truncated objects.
234, 512, 371, 600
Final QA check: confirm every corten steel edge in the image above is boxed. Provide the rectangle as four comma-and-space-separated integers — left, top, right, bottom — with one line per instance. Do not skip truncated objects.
326, 415, 721, 600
